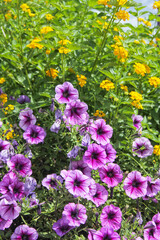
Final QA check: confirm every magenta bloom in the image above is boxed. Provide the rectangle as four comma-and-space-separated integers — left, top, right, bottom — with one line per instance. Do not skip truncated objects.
70, 160, 92, 177
8, 179, 25, 201
0, 198, 21, 220
146, 177, 160, 197
0, 139, 11, 163
11, 224, 38, 240
152, 213, 160, 230
55, 81, 79, 104
93, 227, 121, 240
23, 125, 46, 144
62, 203, 87, 227
7, 154, 32, 177
0, 172, 17, 195
123, 171, 147, 199
17, 95, 30, 104
100, 204, 122, 230
52, 217, 74, 237
0, 139, 11, 152
0, 213, 12, 230
102, 143, 117, 163
99, 163, 123, 188
83, 143, 106, 170
64, 99, 88, 126
19, 108, 36, 131
132, 137, 153, 158
86, 183, 108, 207
89, 119, 113, 145
88, 229, 96, 240
132, 114, 143, 129
42, 174, 63, 190
144, 221, 160, 240
65, 170, 90, 197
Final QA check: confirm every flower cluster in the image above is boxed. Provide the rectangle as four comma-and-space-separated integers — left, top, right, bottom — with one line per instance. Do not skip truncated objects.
46, 68, 59, 79
138, 17, 152, 27
98, 0, 110, 5
93, 110, 105, 117
116, 10, 130, 21
113, 46, 128, 62
134, 62, 150, 76
153, 145, 160, 156
100, 79, 115, 91
153, 0, 160, 9
40, 26, 54, 34
130, 91, 143, 109
27, 38, 44, 49
58, 39, 71, 45
149, 76, 160, 88
77, 74, 87, 87
20, 3, 35, 17
45, 13, 54, 20
0, 77, 5, 84
120, 84, 128, 92
58, 47, 71, 54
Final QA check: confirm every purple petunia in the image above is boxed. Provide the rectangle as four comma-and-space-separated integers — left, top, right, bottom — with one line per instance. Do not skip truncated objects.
55, 81, 79, 104
24, 177, 37, 197
65, 170, 90, 197
144, 221, 160, 240
83, 143, 107, 170
93, 227, 121, 240
62, 203, 87, 227
0, 139, 11, 163
64, 99, 88, 126
8, 178, 25, 201
102, 143, 117, 163
0, 198, 21, 220
0, 172, 17, 196
0, 213, 12, 230
89, 119, 113, 145
86, 183, 108, 207
152, 212, 160, 230
11, 224, 38, 240
132, 114, 143, 130
19, 108, 36, 131
50, 119, 61, 133
132, 137, 153, 158
7, 154, 32, 177
42, 174, 63, 190
23, 125, 46, 144
70, 160, 92, 177
145, 176, 160, 198
52, 217, 74, 237
98, 163, 123, 188
81, 133, 91, 147
17, 95, 30, 104
100, 204, 122, 230
67, 146, 81, 159
123, 171, 147, 199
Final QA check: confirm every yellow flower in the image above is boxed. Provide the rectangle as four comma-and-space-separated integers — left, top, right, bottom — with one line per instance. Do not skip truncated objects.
5, 11, 12, 20
141, 39, 146, 44
120, 84, 128, 92
5, 130, 14, 140
145, 21, 151, 27
58, 39, 71, 45
77, 75, 87, 87
46, 14, 54, 20
46, 49, 51, 54
113, 46, 128, 62
0, 78, 5, 84
27, 9, 35, 17
153, 1, 160, 9
149, 77, 160, 88
134, 40, 140, 44
0, 93, 7, 105
46, 68, 59, 79
20, 3, 30, 12
130, 91, 143, 101
138, 17, 144, 22
116, 10, 130, 21
4, 0, 12, 2
98, 0, 110, 5
14, 15, 17, 19
94, 110, 105, 117
100, 79, 115, 91
131, 100, 143, 109
134, 62, 146, 76
58, 47, 71, 54
117, 0, 128, 5
40, 26, 54, 34
114, 27, 119, 31
153, 145, 160, 156
27, 38, 44, 49
144, 64, 150, 74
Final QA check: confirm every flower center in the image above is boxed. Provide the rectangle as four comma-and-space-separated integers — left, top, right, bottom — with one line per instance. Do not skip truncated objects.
107, 171, 114, 178
74, 179, 81, 187
97, 127, 103, 135
22, 235, 29, 240
103, 235, 111, 240
71, 209, 79, 219
63, 90, 69, 98
15, 163, 23, 171
132, 180, 140, 188
60, 225, 70, 233
107, 211, 115, 219
31, 130, 38, 138
149, 229, 154, 236
71, 107, 77, 114
50, 179, 57, 187
91, 152, 98, 159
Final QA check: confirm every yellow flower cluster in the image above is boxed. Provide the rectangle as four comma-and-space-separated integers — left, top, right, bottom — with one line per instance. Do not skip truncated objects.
116, 10, 130, 21
46, 68, 59, 79
58, 39, 71, 45
46, 14, 54, 20
77, 75, 87, 87
27, 38, 44, 49
4, 104, 14, 115
98, 0, 110, 5
0, 93, 7, 105
58, 47, 71, 54
153, 145, 160, 156
137, 17, 151, 27
120, 84, 128, 92
149, 77, 160, 88
134, 62, 150, 76
46, 49, 51, 54
5, 11, 12, 20
100, 80, 115, 91
113, 46, 128, 62
20, 4, 35, 17
130, 91, 143, 109
3, 129, 14, 140
134, 40, 140, 44
117, 0, 128, 5
4, 0, 12, 2
40, 26, 54, 34
94, 110, 105, 117
0, 78, 5, 84
153, 1, 160, 9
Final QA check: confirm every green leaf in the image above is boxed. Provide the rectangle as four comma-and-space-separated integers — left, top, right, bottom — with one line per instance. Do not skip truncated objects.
118, 76, 138, 83
99, 70, 115, 80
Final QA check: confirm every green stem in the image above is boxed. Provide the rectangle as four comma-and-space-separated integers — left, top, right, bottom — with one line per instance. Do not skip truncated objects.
61, 53, 65, 82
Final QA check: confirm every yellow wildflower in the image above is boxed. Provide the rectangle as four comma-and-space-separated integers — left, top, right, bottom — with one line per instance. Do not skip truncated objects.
0, 78, 5, 84
113, 46, 128, 62
46, 49, 51, 54
98, 0, 110, 5
116, 10, 130, 21
149, 77, 160, 88
130, 91, 143, 101
14, 15, 17, 19
138, 17, 144, 22
58, 47, 71, 54
131, 100, 143, 109
20, 3, 30, 12
100, 80, 115, 91
153, 145, 160, 156
46, 14, 54, 20
120, 84, 128, 92
46, 68, 59, 79
77, 75, 87, 87
141, 39, 146, 44
5, 11, 12, 20
58, 39, 71, 45
0, 93, 7, 105
94, 110, 105, 117
134, 40, 140, 44
145, 21, 151, 27
4, 130, 14, 140
117, 0, 128, 5
114, 27, 119, 31
4, 0, 12, 2
27, 9, 35, 17
153, 1, 160, 9
134, 62, 146, 76
144, 64, 150, 74
40, 26, 54, 34
27, 38, 44, 49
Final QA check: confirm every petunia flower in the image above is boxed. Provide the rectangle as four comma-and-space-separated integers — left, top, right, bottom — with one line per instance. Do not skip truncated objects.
102, 143, 117, 163
70, 160, 92, 177
132, 137, 153, 158
86, 183, 108, 207
55, 82, 78, 104
17, 95, 30, 104
11, 224, 38, 240
0, 198, 21, 220
145, 176, 160, 198
0, 213, 12, 230
144, 221, 160, 240
23, 125, 46, 144
42, 174, 63, 190
19, 108, 36, 131
132, 114, 143, 130
52, 217, 74, 237
93, 227, 121, 240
